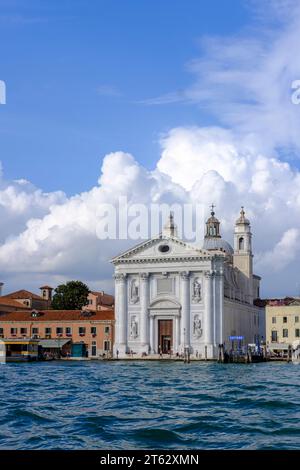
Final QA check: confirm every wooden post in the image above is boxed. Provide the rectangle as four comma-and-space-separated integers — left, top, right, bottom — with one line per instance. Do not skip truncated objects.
218, 344, 222, 363
220, 343, 225, 363
287, 344, 292, 362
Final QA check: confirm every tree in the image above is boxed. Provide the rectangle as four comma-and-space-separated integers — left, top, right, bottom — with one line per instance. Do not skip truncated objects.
51, 281, 90, 310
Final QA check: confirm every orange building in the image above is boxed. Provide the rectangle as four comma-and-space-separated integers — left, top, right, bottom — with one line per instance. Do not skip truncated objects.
0, 309, 114, 358
85, 291, 114, 311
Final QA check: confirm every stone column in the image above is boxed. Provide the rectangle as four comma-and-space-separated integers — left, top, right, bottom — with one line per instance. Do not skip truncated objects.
149, 315, 154, 354
216, 268, 224, 346
114, 273, 127, 356
140, 272, 149, 353
204, 272, 213, 350
180, 271, 190, 351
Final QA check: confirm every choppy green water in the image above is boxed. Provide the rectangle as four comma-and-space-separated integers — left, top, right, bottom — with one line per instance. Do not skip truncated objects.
0, 361, 299, 449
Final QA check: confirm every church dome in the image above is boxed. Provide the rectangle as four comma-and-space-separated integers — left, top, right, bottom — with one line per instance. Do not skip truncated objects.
202, 237, 234, 255
206, 214, 219, 225
203, 205, 234, 254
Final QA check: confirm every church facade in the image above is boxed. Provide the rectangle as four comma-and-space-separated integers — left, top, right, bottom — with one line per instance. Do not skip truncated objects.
112, 208, 264, 359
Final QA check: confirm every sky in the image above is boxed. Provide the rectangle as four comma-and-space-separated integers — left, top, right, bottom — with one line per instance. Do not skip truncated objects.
1, 0, 300, 297
0, 0, 250, 194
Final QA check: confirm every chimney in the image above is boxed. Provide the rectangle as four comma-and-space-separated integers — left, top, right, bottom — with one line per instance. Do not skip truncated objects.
0, 282, 3, 296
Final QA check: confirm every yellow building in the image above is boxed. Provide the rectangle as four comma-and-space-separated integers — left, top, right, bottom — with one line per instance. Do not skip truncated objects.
266, 299, 300, 348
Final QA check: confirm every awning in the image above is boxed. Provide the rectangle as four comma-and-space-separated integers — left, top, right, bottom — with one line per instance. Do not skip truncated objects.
38, 339, 70, 349
268, 342, 289, 350
0, 339, 39, 345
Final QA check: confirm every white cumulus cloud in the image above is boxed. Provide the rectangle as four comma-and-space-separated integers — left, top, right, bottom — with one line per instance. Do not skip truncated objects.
1, 0, 300, 298
0, 128, 300, 298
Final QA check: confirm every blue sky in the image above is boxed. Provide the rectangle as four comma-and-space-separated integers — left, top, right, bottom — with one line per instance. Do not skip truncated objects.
0, 0, 250, 194
1, 0, 300, 297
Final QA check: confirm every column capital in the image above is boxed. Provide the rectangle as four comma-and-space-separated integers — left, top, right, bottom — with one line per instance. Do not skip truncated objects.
214, 269, 224, 277
180, 271, 190, 280
114, 273, 127, 282
204, 271, 214, 279
140, 272, 149, 280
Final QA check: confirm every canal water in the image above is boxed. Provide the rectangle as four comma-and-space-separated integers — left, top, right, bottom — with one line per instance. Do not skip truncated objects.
0, 361, 299, 450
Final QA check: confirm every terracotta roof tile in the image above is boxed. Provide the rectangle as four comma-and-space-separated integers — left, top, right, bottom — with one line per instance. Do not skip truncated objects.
0, 298, 31, 309
0, 309, 115, 322
256, 297, 298, 307
2, 290, 45, 301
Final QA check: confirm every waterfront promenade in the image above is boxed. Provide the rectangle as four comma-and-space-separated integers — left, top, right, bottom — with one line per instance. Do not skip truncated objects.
0, 361, 299, 450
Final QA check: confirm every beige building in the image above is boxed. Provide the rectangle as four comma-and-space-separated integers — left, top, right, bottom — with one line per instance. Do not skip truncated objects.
0, 287, 53, 310
0, 297, 30, 315
266, 299, 300, 346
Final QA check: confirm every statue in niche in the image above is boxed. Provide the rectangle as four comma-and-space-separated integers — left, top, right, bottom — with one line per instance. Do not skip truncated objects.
130, 316, 138, 339
130, 279, 139, 303
192, 278, 201, 302
193, 315, 202, 339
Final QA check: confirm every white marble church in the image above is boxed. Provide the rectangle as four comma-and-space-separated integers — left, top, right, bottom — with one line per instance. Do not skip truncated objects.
112, 207, 264, 359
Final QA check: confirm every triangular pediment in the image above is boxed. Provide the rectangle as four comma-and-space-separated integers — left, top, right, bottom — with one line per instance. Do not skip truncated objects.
289, 300, 300, 306
111, 235, 214, 264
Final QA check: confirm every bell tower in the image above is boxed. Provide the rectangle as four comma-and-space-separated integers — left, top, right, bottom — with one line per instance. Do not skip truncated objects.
39, 285, 53, 308
233, 207, 253, 302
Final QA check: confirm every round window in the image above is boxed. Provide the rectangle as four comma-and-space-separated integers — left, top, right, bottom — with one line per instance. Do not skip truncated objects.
159, 244, 170, 253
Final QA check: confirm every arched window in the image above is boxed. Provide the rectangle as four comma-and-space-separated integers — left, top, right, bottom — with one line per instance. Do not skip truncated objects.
209, 225, 216, 236
239, 237, 244, 250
